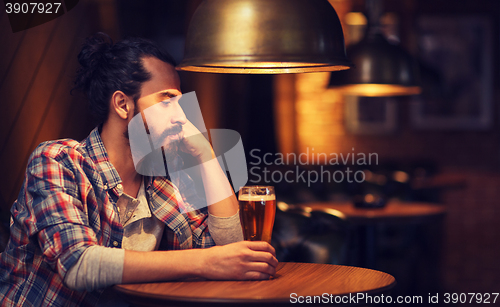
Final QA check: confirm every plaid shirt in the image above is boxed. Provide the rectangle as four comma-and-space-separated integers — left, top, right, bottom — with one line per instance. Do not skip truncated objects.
0, 127, 214, 307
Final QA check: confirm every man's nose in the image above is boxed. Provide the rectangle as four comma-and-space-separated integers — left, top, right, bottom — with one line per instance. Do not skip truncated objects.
171, 100, 187, 125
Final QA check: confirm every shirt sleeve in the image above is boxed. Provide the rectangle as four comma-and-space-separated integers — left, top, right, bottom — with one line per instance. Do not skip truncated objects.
207, 211, 244, 245
22, 143, 100, 280
64, 245, 124, 292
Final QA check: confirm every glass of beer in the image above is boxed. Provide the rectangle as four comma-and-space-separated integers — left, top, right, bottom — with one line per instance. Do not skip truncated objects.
238, 186, 276, 243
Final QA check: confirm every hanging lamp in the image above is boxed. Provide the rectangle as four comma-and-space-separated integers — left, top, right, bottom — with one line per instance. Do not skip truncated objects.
177, 0, 353, 74
329, 0, 421, 96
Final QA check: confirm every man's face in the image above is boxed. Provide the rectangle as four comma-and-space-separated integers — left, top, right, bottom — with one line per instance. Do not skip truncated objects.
133, 56, 185, 160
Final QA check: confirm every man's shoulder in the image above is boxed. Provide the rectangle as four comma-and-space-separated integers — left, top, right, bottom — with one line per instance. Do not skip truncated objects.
30, 138, 87, 163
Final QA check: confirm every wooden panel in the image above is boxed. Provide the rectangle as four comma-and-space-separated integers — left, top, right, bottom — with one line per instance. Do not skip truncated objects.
7, 11, 91, 204
0, 3, 98, 211
0, 19, 57, 210
0, 20, 59, 151
1, 18, 73, 203
16, 10, 89, 146
0, 11, 25, 89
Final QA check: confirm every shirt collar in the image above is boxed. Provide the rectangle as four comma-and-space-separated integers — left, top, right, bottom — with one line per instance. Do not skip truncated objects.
84, 127, 122, 190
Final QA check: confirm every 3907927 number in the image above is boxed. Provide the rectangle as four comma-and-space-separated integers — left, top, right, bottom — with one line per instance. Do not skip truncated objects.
5, 3, 62, 14
443, 293, 499, 304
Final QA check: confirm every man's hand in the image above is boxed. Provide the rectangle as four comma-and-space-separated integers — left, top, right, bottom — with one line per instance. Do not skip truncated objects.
178, 121, 213, 162
200, 241, 279, 280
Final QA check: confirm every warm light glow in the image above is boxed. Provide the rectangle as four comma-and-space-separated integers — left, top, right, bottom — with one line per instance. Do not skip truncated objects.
364, 194, 375, 203
277, 201, 290, 211
206, 62, 327, 68
219, 1, 258, 56
345, 12, 367, 26
179, 64, 351, 74
336, 84, 421, 96
322, 208, 346, 220
393, 171, 410, 183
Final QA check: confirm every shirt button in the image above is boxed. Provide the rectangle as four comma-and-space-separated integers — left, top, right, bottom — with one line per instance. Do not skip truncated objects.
113, 241, 119, 247
117, 184, 123, 190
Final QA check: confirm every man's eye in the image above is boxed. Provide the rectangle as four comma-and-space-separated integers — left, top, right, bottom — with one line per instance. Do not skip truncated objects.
162, 99, 171, 105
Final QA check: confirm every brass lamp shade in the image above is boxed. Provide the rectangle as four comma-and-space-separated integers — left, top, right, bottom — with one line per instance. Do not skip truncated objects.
329, 33, 421, 96
177, 0, 353, 74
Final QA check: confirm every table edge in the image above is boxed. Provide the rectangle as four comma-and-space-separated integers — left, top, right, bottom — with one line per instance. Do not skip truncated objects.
113, 263, 397, 304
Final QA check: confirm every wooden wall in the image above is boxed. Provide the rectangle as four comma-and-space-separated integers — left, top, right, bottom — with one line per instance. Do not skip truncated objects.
0, 1, 98, 215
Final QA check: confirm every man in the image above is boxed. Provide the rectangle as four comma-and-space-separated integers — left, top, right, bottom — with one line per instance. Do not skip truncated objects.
0, 33, 277, 306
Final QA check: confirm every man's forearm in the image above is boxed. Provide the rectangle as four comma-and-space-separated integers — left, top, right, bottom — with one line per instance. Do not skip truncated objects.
197, 154, 239, 217
122, 241, 278, 283
179, 121, 239, 217
65, 247, 206, 289
122, 249, 204, 283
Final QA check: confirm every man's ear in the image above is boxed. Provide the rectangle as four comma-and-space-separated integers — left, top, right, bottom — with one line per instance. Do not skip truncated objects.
110, 91, 134, 120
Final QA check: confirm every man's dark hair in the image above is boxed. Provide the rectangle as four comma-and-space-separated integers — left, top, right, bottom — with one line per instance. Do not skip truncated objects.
73, 32, 177, 125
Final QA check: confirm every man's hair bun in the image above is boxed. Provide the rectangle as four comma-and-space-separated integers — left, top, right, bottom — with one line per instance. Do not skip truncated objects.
77, 32, 113, 71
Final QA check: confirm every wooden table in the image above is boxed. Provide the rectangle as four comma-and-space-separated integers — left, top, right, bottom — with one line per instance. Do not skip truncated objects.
114, 262, 396, 306
295, 201, 446, 269
298, 201, 446, 224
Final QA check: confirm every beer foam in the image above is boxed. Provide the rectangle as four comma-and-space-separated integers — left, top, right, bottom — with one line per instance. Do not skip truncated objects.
238, 194, 276, 201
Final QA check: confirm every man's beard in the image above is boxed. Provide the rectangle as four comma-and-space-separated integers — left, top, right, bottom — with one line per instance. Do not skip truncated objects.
161, 136, 180, 163
125, 120, 183, 164
126, 103, 184, 176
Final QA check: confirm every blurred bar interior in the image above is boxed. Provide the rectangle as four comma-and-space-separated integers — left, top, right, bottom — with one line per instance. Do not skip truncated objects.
1, 0, 499, 302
